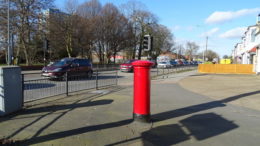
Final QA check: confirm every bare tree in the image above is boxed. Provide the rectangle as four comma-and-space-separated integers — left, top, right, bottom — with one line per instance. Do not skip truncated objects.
134, 10, 158, 59
120, 0, 145, 59
94, 3, 133, 64
76, 0, 102, 60
121, 1, 158, 59
185, 41, 199, 61
0, 0, 54, 65
175, 44, 185, 59
63, 0, 78, 57
151, 24, 175, 56
198, 49, 219, 61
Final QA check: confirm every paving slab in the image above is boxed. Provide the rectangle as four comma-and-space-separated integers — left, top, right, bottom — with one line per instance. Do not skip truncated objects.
179, 73, 260, 111
1, 71, 260, 146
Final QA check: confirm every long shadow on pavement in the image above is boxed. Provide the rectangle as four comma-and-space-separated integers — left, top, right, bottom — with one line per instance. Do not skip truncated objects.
152, 90, 260, 122
141, 113, 238, 146
22, 119, 133, 145
1, 86, 125, 122
107, 112, 238, 146
0, 87, 125, 145
22, 99, 113, 115
3, 88, 260, 145
107, 90, 259, 145
6, 99, 113, 140
18, 90, 260, 145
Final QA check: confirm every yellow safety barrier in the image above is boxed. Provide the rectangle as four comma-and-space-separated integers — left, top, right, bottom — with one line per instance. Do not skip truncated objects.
198, 64, 255, 74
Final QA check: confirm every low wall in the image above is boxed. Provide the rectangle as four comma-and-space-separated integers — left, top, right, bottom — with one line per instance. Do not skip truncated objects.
198, 64, 255, 74
20, 65, 43, 71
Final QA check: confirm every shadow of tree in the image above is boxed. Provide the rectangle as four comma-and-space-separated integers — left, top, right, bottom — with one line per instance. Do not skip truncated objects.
108, 113, 238, 146
1, 86, 125, 142
179, 113, 238, 141
2, 89, 259, 145
6, 99, 113, 140
106, 90, 259, 146
23, 99, 113, 115
22, 119, 133, 145
152, 90, 260, 122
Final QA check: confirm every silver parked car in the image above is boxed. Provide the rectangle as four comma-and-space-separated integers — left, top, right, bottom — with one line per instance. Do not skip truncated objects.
157, 62, 171, 68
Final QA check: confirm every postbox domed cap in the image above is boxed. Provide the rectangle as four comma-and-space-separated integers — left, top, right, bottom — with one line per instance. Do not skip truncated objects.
132, 60, 154, 67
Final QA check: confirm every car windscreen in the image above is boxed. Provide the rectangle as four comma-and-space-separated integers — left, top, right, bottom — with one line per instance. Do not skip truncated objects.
159, 62, 167, 64
125, 60, 136, 64
52, 60, 72, 67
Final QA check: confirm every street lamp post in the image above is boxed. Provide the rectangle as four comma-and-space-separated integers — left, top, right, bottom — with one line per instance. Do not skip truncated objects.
7, 0, 12, 65
205, 36, 208, 62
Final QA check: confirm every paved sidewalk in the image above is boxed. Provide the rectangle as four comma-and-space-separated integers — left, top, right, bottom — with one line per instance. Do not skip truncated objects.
1, 70, 260, 146
179, 73, 260, 110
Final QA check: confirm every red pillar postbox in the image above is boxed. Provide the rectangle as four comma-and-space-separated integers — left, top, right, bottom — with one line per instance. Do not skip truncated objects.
132, 60, 154, 122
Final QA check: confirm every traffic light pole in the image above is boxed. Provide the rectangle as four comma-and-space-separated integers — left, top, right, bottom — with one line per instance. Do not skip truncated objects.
43, 38, 49, 66
44, 46, 46, 66
149, 36, 153, 59
138, 35, 143, 60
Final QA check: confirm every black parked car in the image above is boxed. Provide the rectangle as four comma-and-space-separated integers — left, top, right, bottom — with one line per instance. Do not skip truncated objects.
42, 58, 93, 80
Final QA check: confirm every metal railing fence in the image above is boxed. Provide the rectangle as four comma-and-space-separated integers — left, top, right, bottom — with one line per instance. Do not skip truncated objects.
151, 65, 197, 78
22, 64, 197, 103
22, 70, 118, 102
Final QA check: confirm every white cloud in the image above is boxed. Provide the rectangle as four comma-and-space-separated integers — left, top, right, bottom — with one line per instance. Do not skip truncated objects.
171, 25, 181, 31
219, 27, 247, 39
200, 28, 219, 37
205, 8, 260, 24
186, 26, 195, 31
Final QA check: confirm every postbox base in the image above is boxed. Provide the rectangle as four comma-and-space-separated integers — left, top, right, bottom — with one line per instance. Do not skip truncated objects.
133, 113, 151, 123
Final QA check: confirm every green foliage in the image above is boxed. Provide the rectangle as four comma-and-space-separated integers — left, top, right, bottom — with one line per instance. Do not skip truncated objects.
204, 61, 213, 64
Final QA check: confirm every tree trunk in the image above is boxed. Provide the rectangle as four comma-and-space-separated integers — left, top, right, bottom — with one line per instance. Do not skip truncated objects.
21, 39, 30, 65
132, 46, 136, 59
65, 32, 72, 57
113, 52, 116, 64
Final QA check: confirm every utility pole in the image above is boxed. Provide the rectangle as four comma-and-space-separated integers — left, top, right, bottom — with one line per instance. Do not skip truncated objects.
7, 0, 11, 65
205, 36, 208, 61
177, 45, 182, 60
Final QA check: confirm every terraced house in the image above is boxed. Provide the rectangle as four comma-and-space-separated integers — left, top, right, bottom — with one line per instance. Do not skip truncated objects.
255, 26, 260, 74
232, 14, 260, 74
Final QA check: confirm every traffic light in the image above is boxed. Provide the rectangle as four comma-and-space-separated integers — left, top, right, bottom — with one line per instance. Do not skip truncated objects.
143, 35, 152, 51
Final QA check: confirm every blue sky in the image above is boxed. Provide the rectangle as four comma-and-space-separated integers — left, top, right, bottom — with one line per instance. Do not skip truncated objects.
55, 0, 260, 57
